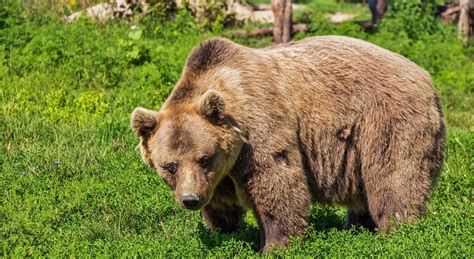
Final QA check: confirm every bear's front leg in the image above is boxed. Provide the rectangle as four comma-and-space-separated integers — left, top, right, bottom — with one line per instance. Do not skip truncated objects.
202, 203, 244, 233
243, 152, 312, 252
202, 176, 244, 233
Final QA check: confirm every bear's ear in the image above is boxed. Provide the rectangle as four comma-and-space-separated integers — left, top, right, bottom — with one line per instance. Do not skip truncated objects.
196, 90, 225, 122
131, 107, 159, 138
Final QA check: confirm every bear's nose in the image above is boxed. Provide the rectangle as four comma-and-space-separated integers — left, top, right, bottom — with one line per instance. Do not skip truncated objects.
182, 193, 202, 210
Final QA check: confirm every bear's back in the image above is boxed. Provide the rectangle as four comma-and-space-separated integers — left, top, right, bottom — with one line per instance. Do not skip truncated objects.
261, 35, 433, 97
247, 36, 439, 127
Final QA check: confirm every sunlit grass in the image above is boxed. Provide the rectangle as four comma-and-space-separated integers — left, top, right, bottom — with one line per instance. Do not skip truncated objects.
1, 0, 473, 256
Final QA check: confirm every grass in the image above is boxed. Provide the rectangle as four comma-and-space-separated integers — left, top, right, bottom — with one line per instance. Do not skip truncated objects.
304, 0, 371, 20
1, 0, 473, 256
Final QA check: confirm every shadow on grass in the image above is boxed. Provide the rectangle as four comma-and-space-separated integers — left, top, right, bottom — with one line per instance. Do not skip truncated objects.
197, 206, 360, 251
353, 20, 380, 33
308, 206, 378, 235
197, 221, 260, 251
307, 206, 346, 232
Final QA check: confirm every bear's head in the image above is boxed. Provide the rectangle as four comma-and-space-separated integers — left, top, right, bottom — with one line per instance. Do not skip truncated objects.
131, 90, 245, 211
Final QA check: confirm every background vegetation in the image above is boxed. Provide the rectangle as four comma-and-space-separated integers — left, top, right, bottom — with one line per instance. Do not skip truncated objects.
1, 0, 473, 256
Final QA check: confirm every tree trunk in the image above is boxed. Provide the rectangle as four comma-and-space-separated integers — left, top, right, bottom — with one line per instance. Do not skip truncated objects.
368, 0, 387, 25
272, 0, 292, 44
459, 0, 474, 43
79, 0, 89, 9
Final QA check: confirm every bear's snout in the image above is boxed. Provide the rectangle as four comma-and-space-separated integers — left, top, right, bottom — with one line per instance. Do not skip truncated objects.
182, 192, 202, 210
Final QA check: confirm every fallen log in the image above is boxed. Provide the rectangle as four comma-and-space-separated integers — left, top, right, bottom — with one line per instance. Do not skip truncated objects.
437, 3, 461, 23
65, 0, 149, 22
458, 0, 474, 43
233, 23, 309, 37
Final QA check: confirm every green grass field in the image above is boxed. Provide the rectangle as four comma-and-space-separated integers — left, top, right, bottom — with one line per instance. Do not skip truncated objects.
1, 1, 473, 256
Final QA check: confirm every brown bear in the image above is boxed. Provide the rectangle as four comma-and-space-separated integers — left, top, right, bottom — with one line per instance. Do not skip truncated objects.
131, 36, 446, 252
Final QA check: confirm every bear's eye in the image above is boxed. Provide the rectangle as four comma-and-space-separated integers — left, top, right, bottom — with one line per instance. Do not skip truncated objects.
198, 155, 213, 169
161, 162, 178, 174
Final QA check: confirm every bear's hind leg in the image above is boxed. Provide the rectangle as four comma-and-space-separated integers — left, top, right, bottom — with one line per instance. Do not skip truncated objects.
360, 115, 439, 233
365, 181, 427, 234
363, 153, 434, 233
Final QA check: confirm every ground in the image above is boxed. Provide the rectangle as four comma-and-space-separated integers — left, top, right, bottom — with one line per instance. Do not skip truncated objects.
0, 0, 473, 256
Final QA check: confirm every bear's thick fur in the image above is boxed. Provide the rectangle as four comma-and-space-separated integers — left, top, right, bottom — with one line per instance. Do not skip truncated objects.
131, 36, 446, 251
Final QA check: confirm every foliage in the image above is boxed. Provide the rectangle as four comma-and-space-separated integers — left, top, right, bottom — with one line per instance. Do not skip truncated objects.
369, 0, 474, 128
1, 0, 473, 257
